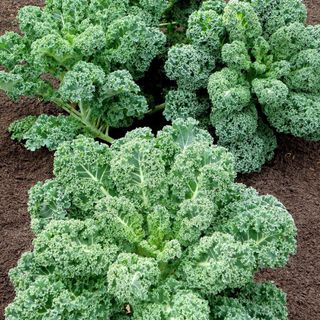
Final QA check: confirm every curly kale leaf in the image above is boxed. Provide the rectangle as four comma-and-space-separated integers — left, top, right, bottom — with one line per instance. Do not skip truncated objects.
187, 7, 225, 52
104, 15, 166, 79
210, 282, 288, 320
248, 0, 307, 37
9, 115, 84, 151
8, 115, 37, 142
59, 63, 148, 129
165, 44, 215, 90
164, 89, 210, 123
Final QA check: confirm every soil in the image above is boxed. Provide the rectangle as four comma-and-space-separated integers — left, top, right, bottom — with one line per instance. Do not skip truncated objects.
0, 1, 320, 319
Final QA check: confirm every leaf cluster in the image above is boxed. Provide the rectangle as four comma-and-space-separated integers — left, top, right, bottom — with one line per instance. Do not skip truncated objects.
6, 119, 296, 319
164, 0, 320, 172
0, 0, 169, 145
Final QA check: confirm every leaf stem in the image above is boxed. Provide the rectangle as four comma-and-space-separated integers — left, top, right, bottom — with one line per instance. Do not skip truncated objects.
147, 103, 165, 115
50, 98, 114, 143
159, 21, 178, 27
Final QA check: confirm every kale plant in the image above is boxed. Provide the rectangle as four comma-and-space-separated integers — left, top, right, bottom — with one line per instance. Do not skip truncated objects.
165, 0, 320, 172
0, 0, 170, 147
6, 119, 296, 319
2, 0, 320, 173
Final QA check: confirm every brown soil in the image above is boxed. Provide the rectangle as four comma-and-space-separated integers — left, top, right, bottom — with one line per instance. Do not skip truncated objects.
0, 1, 320, 319
240, 136, 320, 320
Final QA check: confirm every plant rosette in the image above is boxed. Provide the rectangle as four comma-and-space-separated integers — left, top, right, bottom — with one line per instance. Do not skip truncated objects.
6, 119, 296, 319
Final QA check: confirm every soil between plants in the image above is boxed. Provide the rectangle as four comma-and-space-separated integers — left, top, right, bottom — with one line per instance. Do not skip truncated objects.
0, 1, 320, 319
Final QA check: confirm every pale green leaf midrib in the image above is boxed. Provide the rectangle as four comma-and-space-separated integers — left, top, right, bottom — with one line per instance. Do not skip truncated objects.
79, 164, 109, 196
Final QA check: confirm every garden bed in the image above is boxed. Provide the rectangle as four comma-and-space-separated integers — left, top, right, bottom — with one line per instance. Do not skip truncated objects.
0, 0, 320, 319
